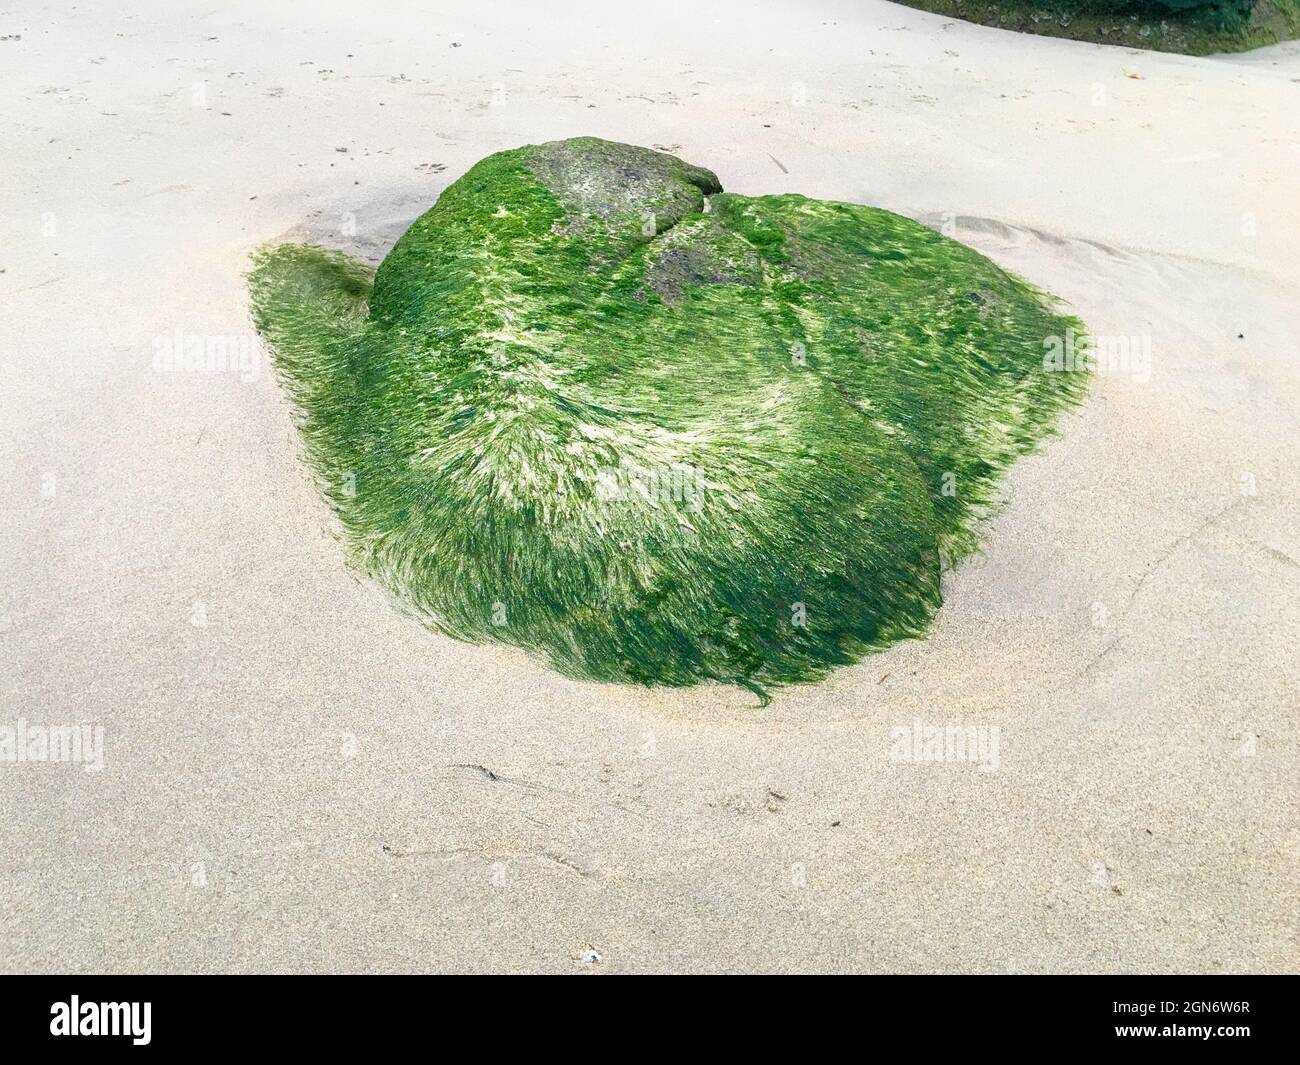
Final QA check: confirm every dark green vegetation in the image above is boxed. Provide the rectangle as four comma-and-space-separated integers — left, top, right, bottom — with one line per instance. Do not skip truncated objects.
250, 138, 1086, 699
898, 0, 1298, 54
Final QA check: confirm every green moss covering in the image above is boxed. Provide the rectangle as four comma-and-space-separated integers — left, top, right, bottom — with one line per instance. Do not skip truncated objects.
895, 0, 1299, 55
250, 137, 1087, 700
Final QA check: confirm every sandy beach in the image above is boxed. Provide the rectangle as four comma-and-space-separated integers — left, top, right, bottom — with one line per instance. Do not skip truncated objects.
2, 0, 1297, 973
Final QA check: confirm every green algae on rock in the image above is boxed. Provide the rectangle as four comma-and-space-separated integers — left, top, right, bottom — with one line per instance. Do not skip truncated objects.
249, 137, 1087, 698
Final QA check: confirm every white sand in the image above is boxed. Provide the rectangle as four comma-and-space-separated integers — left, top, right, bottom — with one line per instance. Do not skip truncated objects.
2, 0, 1296, 973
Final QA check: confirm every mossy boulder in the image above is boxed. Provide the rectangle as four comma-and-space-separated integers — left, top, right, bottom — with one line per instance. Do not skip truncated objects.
250, 137, 1086, 699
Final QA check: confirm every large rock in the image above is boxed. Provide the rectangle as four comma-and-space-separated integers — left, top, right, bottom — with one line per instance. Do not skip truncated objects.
250, 137, 1086, 697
